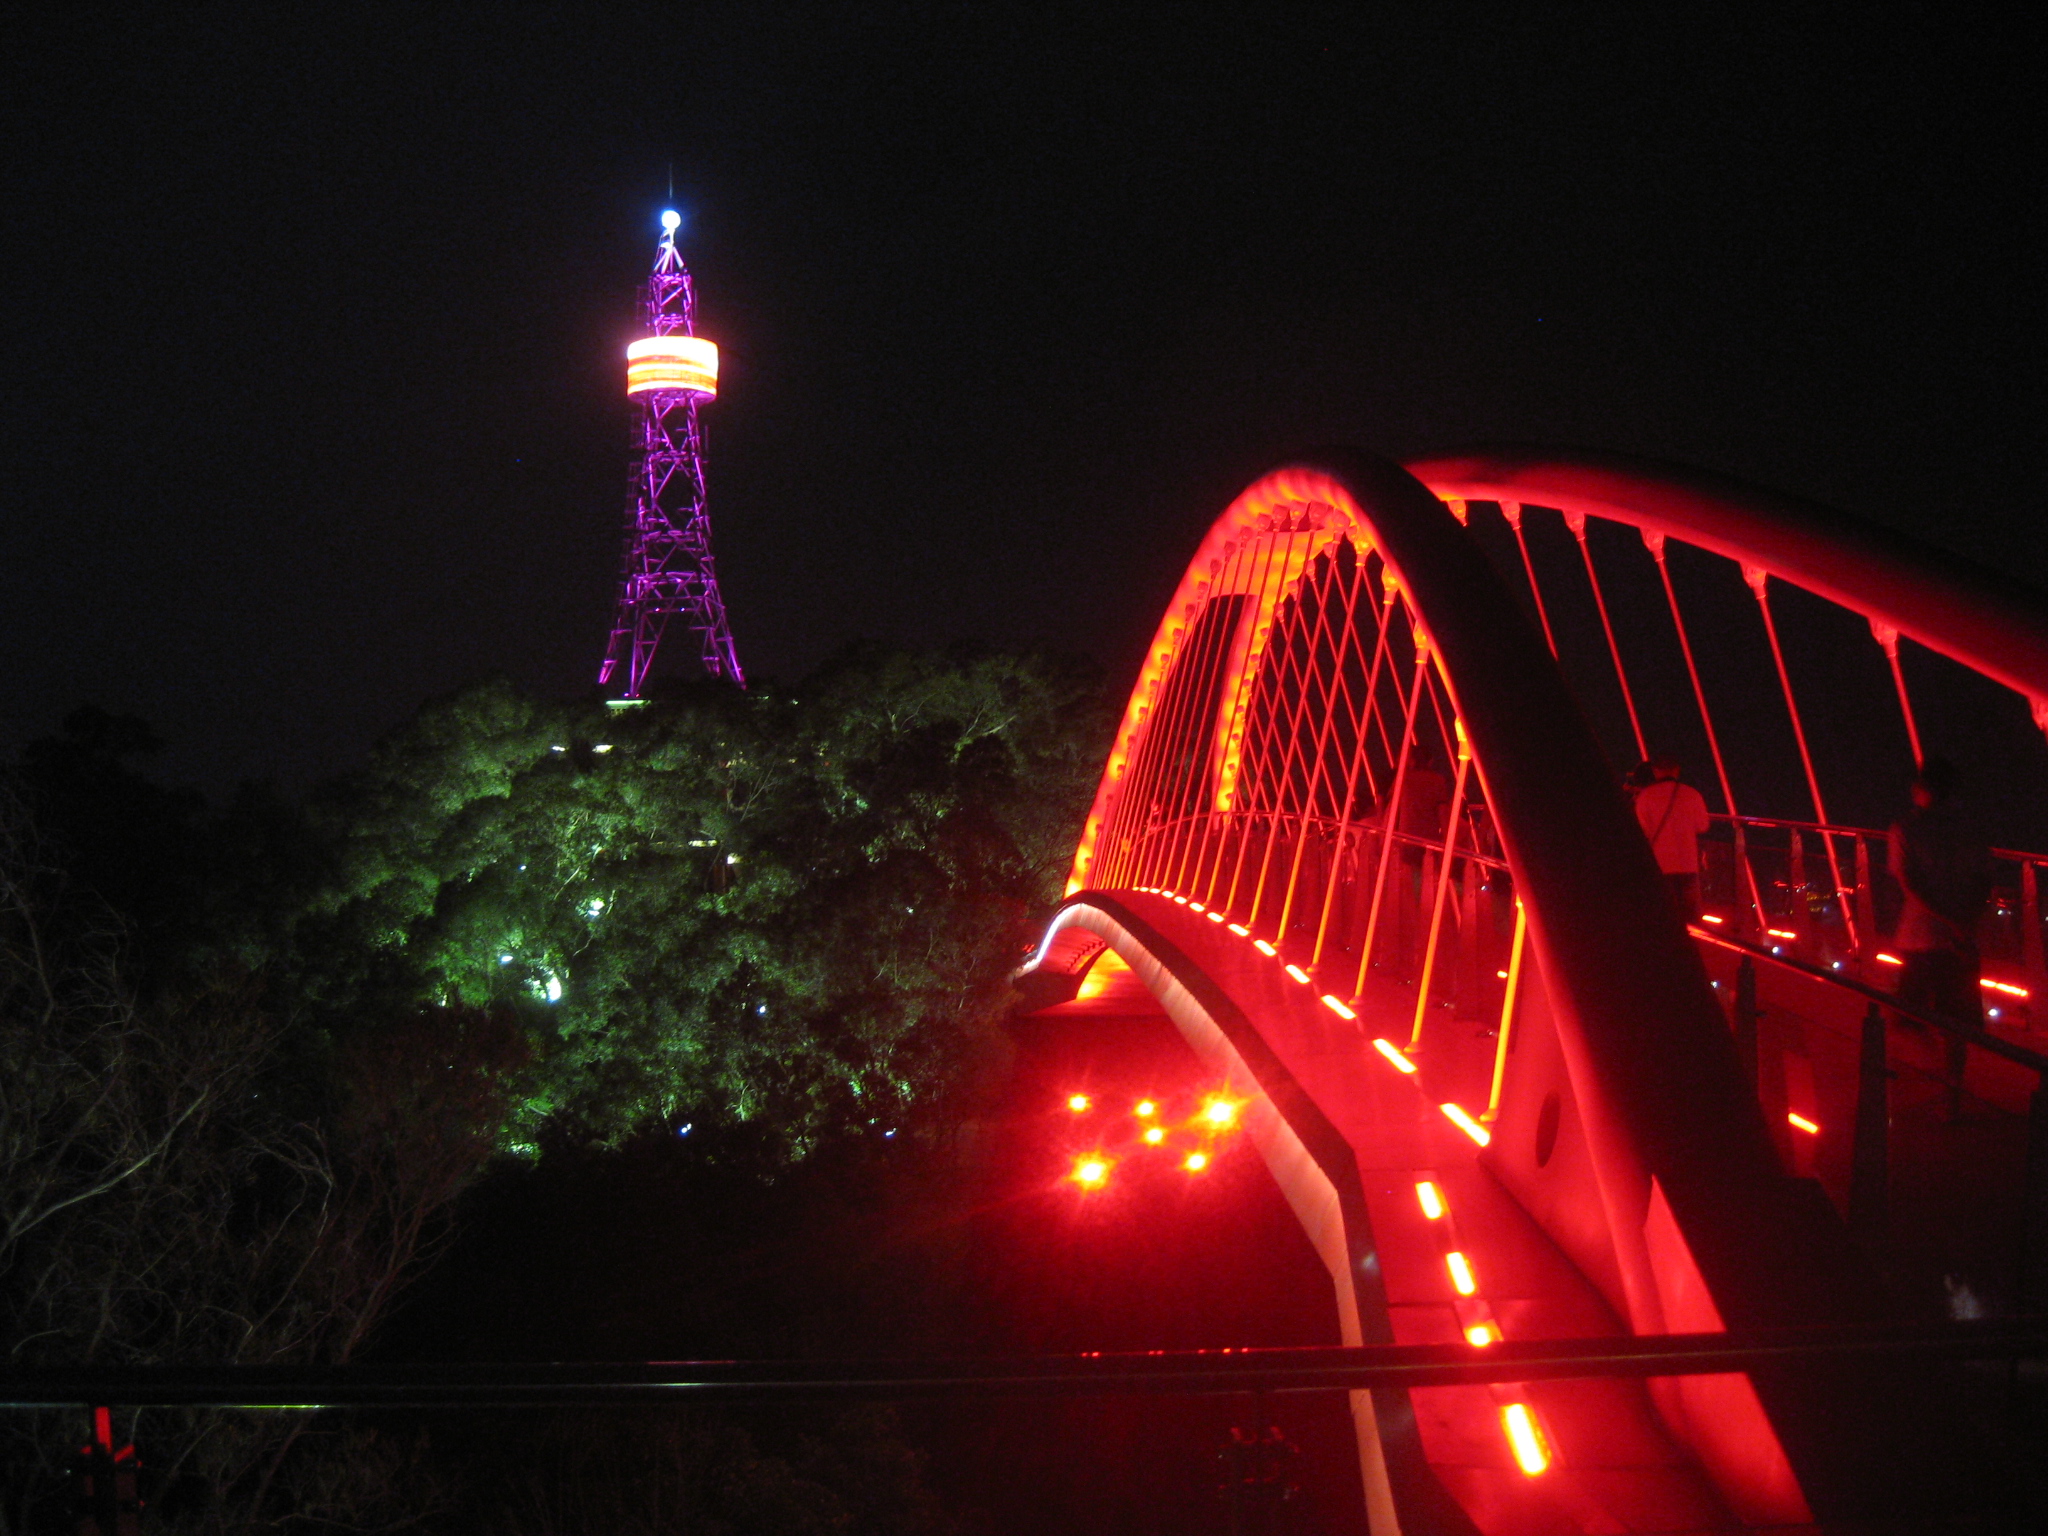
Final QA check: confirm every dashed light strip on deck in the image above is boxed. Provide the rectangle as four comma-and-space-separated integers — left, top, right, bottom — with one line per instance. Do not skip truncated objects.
1445, 1251, 1477, 1295
1440, 1103, 1491, 1146
1501, 1404, 1551, 1474
1373, 1039, 1418, 1075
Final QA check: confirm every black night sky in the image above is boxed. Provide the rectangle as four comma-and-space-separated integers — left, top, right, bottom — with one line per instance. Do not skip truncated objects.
4, 5, 2041, 792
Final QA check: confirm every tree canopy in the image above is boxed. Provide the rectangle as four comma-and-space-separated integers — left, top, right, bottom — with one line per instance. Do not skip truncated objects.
289, 646, 1108, 1156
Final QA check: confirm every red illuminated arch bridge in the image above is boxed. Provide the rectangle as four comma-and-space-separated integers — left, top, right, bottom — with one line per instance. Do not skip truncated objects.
1018, 449, 2048, 1534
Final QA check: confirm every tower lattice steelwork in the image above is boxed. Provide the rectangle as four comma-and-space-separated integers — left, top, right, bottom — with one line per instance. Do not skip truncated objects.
598, 210, 744, 695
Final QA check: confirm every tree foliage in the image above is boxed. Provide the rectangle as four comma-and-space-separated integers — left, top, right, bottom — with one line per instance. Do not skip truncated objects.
298, 647, 1107, 1155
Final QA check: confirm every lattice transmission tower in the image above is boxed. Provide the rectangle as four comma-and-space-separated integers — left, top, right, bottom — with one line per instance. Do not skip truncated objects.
598, 209, 744, 695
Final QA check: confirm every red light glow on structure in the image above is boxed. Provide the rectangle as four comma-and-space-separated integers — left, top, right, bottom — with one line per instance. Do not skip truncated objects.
1320, 994, 1357, 1020
1787, 1111, 1820, 1135
1143, 1126, 1166, 1145
1183, 1152, 1209, 1172
1067, 1094, 1091, 1113
1415, 1181, 1445, 1219
1466, 1322, 1499, 1346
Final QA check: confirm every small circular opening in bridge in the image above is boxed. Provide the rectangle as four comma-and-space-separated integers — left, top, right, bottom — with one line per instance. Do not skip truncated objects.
1534, 1090, 1561, 1168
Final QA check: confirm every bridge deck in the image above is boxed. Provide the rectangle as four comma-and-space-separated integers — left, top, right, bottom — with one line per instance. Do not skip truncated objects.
1109, 892, 1742, 1535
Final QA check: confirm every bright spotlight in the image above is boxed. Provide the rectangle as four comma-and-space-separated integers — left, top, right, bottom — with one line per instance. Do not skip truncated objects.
1183, 1152, 1209, 1172
1068, 1094, 1091, 1113
1072, 1156, 1110, 1188
660, 209, 682, 232
1202, 1097, 1239, 1129
1142, 1126, 1165, 1145
1134, 1100, 1158, 1118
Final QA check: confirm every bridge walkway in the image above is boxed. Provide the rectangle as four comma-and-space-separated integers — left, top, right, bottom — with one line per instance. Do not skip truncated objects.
1106, 890, 1743, 1535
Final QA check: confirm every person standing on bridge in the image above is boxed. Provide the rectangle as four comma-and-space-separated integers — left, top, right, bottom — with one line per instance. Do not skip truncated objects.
1888, 756, 1992, 1034
1633, 754, 1711, 921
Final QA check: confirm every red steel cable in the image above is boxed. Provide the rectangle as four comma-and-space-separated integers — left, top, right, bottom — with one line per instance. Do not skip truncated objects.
1870, 619, 1925, 768
1312, 579, 1401, 968
1502, 501, 1559, 658
1567, 511, 1649, 763
1645, 530, 1768, 929
1746, 565, 1860, 951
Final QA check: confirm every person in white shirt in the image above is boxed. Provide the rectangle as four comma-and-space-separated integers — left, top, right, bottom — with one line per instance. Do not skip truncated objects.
1633, 754, 1711, 921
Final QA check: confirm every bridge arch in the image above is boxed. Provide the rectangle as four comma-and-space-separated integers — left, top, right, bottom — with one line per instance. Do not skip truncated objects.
1024, 450, 2007, 1531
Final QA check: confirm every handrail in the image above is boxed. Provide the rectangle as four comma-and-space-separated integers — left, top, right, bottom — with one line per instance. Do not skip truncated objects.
1708, 809, 2047, 874
5, 1322, 2044, 1408
1128, 810, 1512, 878
1689, 925, 2048, 1079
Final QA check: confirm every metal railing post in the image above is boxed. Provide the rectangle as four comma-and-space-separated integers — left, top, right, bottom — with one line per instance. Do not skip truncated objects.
1849, 1003, 1890, 1244
1734, 956, 1760, 1090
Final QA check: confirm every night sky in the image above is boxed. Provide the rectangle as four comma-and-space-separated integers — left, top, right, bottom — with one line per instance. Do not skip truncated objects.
5, 6, 2041, 792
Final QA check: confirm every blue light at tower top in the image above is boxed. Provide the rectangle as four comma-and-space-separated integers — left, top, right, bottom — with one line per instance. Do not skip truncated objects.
660, 208, 682, 233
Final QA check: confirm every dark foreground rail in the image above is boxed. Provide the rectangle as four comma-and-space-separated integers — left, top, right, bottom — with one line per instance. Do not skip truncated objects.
7, 1320, 2045, 1409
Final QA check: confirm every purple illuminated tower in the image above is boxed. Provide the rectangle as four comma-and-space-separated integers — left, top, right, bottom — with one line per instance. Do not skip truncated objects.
598, 209, 744, 695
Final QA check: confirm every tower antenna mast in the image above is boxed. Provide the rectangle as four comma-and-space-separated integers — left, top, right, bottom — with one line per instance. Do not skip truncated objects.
598, 208, 744, 695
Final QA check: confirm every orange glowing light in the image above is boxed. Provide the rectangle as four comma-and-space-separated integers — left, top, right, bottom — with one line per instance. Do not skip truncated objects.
1787, 1111, 1820, 1135
1072, 1157, 1111, 1188
1143, 1126, 1165, 1145
1188, 901, 1205, 911
1466, 1322, 1499, 1346
1253, 939, 1278, 957
1183, 1152, 1209, 1172
1227, 923, 1250, 936
1445, 1251, 1477, 1295
1173, 896, 1189, 905
1284, 963, 1311, 984
1415, 1181, 1445, 1219
1320, 994, 1356, 1020
1699, 913, 1725, 924
1441, 1103, 1492, 1146
1373, 1038, 1418, 1075
1067, 1094, 1091, 1113
1982, 978, 2030, 998
625, 335, 719, 397
1502, 1404, 1551, 1474
1766, 928, 1798, 941
1495, 969, 1510, 979
1206, 911, 1226, 923
1135, 1100, 1158, 1117
1202, 1098, 1240, 1128
1876, 952, 1902, 965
